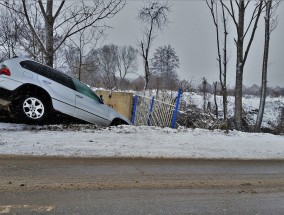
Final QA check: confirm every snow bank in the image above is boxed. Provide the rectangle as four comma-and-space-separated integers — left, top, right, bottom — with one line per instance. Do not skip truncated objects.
0, 123, 284, 159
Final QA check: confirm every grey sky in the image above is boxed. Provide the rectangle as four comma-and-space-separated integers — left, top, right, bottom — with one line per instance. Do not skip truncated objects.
104, 1, 284, 87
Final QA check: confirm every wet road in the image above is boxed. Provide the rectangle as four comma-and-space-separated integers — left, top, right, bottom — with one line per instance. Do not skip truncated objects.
0, 157, 284, 214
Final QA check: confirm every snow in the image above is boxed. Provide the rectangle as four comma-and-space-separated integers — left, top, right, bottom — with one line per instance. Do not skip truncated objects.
0, 123, 284, 160
181, 92, 284, 128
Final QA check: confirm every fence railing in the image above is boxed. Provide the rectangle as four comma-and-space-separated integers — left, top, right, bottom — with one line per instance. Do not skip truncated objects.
131, 89, 182, 128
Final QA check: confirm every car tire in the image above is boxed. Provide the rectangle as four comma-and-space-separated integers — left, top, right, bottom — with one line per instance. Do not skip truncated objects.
110, 118, 128, 126
14, 94, 50, 124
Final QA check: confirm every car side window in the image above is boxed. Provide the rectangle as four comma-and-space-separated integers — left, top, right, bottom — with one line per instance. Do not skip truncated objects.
20, 60, 75, 90
72, 79, 101, 103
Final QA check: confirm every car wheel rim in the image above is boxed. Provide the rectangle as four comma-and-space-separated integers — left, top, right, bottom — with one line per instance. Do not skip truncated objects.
23, 97, 45, 119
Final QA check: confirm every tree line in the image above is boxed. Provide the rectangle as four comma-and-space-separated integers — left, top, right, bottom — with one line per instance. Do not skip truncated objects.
64, 43, 180, 91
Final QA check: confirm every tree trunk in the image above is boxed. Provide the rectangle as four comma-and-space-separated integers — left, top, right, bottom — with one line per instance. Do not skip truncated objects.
45, 0, 54, 67
234, 0, 245, 131
202, 78, 207, 112
213, 82, 218, 119
144, 58, 150, 90
78, 50, 82, 81
221, 2, 228, 131
255, 0, 272, 132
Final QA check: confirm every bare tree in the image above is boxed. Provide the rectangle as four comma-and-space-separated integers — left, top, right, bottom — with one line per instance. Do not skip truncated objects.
0, 7, 23, 60
222, 0, 264, 130
116, 45, 139, 89
137, 1, 170, 89
65, 26, 103, 81
1, 0, 125, 67
180, 79, 198, 93
81, 49, 102, 87
206, 0, 229, 128
97, 44, 118, 90
131, 76, 145, 91
255, 0, 280, 132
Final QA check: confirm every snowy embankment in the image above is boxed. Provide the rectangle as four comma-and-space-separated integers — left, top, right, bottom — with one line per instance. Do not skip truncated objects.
0, 123, 284, 160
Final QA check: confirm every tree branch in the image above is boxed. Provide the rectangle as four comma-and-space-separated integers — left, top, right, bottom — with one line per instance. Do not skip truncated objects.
21, 0, 47, 55
53, 0, 66, 21
243, 0, 264, 64
38, 0, 47, 20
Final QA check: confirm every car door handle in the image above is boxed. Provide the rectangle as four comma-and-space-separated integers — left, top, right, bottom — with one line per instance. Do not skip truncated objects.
76, 95, 83, 99
42, 80, 51, 85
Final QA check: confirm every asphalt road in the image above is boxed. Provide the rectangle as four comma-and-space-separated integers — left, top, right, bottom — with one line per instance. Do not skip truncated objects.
0, 157, 284, 214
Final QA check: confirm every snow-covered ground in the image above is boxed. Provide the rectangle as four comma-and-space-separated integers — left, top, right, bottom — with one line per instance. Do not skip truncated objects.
0, 123, 284, 160
182, 92, 284, 128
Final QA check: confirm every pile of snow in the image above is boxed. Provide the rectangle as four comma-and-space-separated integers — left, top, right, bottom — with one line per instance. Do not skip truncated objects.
0, 123, 284, 159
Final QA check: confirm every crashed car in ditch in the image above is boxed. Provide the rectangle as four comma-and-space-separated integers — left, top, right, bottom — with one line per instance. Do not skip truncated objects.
0, 56, 131, 126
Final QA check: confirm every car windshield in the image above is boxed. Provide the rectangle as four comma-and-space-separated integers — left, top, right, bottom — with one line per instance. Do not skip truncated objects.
72, 78, 101, 103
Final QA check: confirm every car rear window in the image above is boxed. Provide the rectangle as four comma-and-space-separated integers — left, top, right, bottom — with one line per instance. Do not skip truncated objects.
20, 60, 75, 90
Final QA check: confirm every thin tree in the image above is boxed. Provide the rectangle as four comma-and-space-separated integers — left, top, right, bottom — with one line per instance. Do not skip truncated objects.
222, 0, 264, 130
206, 0, 229, 129
255, 0, 280, 131
137, 1, 170, 89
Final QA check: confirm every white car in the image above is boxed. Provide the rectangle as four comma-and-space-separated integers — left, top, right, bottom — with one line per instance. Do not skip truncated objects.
0, 57, 131, 126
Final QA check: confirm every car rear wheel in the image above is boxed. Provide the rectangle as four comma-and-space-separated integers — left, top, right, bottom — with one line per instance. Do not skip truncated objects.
14, 94, 50, 124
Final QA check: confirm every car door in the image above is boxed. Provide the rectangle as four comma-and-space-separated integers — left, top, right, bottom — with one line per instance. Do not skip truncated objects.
72, 79, 110, 126
38, 75, 76, 116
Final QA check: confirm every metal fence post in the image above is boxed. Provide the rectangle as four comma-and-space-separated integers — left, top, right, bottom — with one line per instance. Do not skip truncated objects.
147, 96, 155, 126
171, 88, 182, 128
131, 95, 139, 124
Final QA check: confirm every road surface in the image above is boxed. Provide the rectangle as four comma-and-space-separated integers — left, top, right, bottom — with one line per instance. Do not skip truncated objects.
0, 156, 284, 214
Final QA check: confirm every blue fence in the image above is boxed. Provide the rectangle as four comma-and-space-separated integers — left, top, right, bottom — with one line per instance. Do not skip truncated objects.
132, 89, 182, 128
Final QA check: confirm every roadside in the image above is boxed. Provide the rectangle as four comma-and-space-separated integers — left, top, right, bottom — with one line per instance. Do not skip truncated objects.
0, 122, 284, 160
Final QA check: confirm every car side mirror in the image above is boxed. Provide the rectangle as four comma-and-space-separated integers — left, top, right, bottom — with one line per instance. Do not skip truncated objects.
99, 95, 104, 104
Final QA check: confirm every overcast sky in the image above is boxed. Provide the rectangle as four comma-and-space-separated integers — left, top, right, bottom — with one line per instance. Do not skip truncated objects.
103, 0, 284, 87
